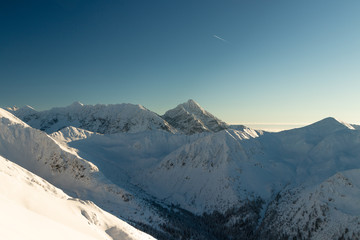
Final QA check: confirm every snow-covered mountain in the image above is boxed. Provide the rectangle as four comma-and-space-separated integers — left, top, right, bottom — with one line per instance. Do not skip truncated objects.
9, 102, 175, 134
136, 117, 360, 238
9, 99, 258, 136
162, 99, 228, 134
3, 100, 360, 239
137, 129, 267, 214
0, 108, 164, 237
51, 126, 96, 143
0, 155, 154, 240
258, 169, 360, 239
139, 117, 360, 213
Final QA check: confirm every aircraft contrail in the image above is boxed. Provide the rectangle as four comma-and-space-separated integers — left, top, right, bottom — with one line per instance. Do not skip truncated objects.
213, 35, 228, 43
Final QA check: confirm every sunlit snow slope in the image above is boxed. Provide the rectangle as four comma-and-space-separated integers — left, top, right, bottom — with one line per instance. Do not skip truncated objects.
9, 102, 175, 134
0, 155, 154, 240
0, 108, 162, 235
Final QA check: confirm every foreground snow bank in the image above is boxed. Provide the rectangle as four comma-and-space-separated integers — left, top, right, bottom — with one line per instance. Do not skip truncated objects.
0, 156, 155, 240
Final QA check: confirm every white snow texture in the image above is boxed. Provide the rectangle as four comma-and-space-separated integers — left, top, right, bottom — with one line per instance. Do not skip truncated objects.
3, 99, 360, 239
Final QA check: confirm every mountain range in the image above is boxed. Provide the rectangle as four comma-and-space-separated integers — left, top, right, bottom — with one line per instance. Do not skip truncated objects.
3, 99, 360, 239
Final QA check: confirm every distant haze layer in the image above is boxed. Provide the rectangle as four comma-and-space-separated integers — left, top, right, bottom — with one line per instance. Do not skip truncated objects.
244, 123, 307, 132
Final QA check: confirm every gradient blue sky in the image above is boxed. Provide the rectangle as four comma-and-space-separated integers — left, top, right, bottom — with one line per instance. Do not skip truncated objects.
1, 0, 360, 125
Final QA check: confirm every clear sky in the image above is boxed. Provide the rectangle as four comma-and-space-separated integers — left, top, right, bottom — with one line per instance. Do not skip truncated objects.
1, 0, 360, 126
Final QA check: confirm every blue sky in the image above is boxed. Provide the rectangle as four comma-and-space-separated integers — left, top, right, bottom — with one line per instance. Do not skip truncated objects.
1, 0, 360, 125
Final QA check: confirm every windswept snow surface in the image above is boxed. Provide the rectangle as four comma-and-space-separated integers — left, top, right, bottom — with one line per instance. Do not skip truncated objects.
9, 102, 175, 134
0, 156, 154, 240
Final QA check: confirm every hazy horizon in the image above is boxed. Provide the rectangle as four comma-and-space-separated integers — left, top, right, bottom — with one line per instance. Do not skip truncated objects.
243, 123, 307, 132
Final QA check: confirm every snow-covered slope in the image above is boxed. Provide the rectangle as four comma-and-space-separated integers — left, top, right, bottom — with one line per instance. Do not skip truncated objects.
138, 117, 360, 215
0, 108, 163, 234
6, 104, 37, 117
55, 127, 267, 238
257, 117, 360, 184
10, 102, 175, 134
0, 155, 154, 240
58, 126, 265, 214
137, 129, 280, 214
54, 113, 360, 238
60, 128, 208, 190
259, 169, 360, 239
4, 99, 360, 239
229, 124, 264, 136
0, 108, 99, 187
51, 126, 96, 143
162, 99, 228, 134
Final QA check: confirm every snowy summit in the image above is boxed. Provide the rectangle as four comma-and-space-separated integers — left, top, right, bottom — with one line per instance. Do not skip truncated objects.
163, 99, 228, 134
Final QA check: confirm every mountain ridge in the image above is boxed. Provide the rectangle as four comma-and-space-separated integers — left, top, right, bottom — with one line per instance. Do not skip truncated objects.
8, 102, 176, 134
3, 100, 360, 239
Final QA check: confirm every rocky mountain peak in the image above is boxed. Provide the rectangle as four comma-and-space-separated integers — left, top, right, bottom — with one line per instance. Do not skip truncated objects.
162, 99, 228, 134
